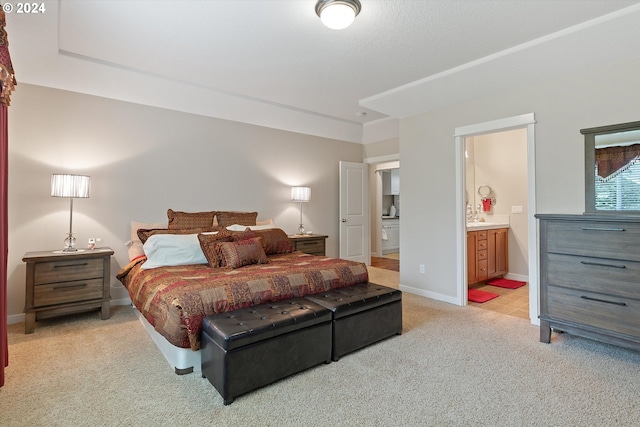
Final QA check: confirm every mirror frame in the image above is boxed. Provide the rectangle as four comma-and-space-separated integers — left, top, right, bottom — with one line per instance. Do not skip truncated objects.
582, 120, 640, 214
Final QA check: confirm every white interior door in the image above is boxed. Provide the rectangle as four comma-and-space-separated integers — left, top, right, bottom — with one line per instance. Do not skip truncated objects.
339, 161, 370, 264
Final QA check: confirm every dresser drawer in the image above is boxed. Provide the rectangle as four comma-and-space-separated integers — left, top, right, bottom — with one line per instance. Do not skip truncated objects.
547, 285, 640, 338
547, 253, 640, 300
34, 258, 104, 284
34, 278, 105, 307
546, 220, 640, 262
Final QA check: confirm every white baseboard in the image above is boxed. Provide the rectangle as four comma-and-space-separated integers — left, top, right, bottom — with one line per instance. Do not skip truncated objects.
398, 284, 460, 305
7, 313, 24, 325
505, 273, 529, 283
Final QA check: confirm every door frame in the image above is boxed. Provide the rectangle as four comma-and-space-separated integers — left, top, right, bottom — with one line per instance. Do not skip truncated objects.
454, 113, 539, 325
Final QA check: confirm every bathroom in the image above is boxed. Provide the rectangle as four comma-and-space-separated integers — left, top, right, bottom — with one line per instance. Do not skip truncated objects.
465, 128, 529, 318
370, 162, 400, 268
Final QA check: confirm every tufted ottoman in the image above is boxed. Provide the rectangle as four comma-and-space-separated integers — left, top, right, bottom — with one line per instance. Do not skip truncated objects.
305, 282, 402, 361
201, 298, 332, 405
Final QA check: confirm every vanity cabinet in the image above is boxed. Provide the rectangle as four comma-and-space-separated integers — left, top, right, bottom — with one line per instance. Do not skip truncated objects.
537, 214, 640, 351
467, 227, 508, 286
382, 219, 400, 254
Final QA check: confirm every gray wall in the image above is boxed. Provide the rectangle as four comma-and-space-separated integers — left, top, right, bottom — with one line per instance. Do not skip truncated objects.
6, 84, 363, 320
400, 56, 640, 301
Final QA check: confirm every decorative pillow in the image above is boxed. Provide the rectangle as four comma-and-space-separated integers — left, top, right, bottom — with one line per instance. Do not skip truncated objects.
167, 209, 216, 230
215, 211, 258, 227
254, 228, 295, 255
217, 237, 269, 269
197, 230, 233, 268
225, 223, 276, 231
228, 228, 257, 242
128, 220, 166, 261
141, 234, 208, 270
138, 227, 219, 244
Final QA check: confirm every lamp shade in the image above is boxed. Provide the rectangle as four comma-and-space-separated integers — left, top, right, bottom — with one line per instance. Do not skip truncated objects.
291, 186, 311, 202
51, 174, 91, 198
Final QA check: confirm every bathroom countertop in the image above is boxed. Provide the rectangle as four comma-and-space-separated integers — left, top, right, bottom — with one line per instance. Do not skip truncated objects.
466, 221, 509, 231
382, 216, 400, 220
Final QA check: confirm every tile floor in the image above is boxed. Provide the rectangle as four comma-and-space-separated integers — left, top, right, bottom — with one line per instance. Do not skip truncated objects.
468, 283, 529, 319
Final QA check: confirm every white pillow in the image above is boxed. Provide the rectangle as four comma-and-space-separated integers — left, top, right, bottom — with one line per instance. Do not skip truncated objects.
141, 234, 207, 270
256, 218, 274, 226
225, 223, 276, 231
128, 220, 166, 261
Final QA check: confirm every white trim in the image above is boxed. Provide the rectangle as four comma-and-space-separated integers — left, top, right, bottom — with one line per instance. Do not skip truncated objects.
399, 284, 459, 306
7, 313, 24, 325
454, 113, 538, 325
364, 154, 399, 164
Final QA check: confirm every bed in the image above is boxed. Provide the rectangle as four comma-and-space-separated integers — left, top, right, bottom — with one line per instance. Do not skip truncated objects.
117, 210, 369, 373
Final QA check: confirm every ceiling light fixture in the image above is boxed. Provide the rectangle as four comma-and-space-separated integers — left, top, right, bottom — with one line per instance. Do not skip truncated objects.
315, 0, 361, 30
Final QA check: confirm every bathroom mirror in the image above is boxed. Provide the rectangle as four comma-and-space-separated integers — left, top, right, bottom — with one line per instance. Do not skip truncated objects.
582, 120, 640, 214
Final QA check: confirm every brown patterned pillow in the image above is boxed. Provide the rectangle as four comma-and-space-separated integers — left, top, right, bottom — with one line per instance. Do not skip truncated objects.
197, 231, 233, 268
217, 237, 269, 269
167, 209, 216, 230
254, 228, 294, 255
229, 228, 257, 242
138, 227, 219, 244
215, 211, 258, 227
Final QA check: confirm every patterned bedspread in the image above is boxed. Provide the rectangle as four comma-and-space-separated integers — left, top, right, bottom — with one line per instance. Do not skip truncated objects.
117, 252, 369, 350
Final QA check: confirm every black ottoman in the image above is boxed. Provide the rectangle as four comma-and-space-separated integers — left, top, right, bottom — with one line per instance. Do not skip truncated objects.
201, 298, 331, 405
305, 282, 402, 361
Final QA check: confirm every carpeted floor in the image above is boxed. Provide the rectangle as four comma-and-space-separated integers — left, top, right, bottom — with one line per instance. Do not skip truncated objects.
2, 267, 639, 426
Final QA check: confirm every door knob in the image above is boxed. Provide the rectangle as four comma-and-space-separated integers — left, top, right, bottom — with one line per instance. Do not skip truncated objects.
341, 219, 347, 222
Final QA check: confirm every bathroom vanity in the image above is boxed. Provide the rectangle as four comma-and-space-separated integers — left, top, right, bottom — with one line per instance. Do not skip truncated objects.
467, 223, 508, 286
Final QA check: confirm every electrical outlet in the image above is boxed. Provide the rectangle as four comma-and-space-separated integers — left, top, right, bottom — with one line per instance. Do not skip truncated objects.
511, 205, 523, 214
419, 264, 425, 274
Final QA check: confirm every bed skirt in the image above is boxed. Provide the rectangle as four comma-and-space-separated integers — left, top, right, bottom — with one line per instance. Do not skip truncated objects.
132, 306, 201, 375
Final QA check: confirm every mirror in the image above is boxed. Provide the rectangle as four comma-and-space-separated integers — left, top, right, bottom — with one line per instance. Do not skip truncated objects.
582, 120, 640, 213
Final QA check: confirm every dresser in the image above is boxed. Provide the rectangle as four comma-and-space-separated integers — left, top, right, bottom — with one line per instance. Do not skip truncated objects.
537, 214, 640, 350
23, 248, 114, 334
288, 234, 328, 256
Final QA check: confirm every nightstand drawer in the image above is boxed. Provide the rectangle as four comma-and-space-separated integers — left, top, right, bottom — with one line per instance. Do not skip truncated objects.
34, 278, 105, 307
295, 240, 324, 254
34, 258, 104, 284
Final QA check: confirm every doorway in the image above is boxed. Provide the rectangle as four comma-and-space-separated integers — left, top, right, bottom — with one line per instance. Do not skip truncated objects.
369, 160, 400, 271
465, 129, 529, 319
454, 113, 539, 325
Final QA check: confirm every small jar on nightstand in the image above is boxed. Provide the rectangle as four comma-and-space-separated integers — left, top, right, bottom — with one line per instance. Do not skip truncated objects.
288, 234, 328, 256
22, 247, 114, 334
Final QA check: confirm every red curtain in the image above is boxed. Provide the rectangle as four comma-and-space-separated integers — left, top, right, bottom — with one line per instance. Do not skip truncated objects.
0, 7, 15, 388
596, 144, 640, 180
0, 104, 7, 387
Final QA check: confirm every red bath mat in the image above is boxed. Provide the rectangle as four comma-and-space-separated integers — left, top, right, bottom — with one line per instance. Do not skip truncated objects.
487, 278, 527, 289
468, 289, 499, 303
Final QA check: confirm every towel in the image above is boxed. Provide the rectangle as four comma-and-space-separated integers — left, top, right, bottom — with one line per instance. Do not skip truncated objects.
381, 227, 388, 240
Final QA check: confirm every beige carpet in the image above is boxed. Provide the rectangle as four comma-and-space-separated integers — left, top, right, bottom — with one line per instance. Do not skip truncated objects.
2, 267, 640, 426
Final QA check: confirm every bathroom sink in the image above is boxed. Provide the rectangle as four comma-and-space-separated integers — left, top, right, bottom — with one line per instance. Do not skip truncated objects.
466, 222, 509, 230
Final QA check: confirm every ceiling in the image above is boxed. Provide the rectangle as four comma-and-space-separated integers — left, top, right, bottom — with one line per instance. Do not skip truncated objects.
6, 1, 640, 143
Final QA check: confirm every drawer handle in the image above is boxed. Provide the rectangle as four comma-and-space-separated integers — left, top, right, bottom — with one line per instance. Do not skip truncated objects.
580, 261, 626, 269
580, 295, 627, 306
54, 262, 89, 268
53, 283, 88, 290
580, 227, 625, 232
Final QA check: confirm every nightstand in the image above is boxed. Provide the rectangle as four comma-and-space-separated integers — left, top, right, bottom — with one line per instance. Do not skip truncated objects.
288, 234, 328, 256
22, 247, 114, 334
